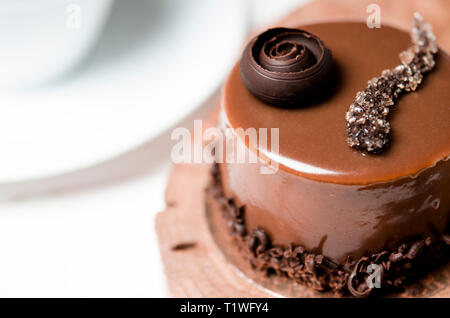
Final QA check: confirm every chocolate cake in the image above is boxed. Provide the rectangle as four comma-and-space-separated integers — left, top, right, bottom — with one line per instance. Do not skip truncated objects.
206, 16, 450, 296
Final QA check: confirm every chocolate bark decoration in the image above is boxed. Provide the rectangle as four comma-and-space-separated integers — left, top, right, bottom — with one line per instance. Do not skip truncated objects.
346, 13, 438, 154
240, 28, 335, 107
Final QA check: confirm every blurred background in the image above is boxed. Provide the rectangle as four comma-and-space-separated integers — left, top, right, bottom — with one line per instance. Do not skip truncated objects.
1, 0, 448, 297
0, 0, 308, 297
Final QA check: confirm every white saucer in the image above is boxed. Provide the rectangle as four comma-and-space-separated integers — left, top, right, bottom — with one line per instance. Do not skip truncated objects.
0, 0, 248, 183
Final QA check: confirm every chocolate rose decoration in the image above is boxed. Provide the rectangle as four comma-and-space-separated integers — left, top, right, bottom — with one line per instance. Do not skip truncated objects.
240, 27, 335, 107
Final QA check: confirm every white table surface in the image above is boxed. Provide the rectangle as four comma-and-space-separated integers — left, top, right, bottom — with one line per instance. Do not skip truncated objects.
0, 0, 308, 297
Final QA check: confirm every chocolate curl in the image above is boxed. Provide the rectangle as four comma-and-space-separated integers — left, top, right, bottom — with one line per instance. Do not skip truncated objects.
240, 28, 335, 107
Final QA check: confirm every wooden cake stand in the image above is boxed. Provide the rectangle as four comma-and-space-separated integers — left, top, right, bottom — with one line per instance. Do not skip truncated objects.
156, 0, 450, 298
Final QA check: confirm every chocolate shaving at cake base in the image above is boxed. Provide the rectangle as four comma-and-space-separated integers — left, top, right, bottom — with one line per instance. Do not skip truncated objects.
172, 242, 197, 251
207, 164, 449, 297
346, 13, 438, 154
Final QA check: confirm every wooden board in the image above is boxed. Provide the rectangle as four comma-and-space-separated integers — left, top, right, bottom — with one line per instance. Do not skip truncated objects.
156, 163, 273, 297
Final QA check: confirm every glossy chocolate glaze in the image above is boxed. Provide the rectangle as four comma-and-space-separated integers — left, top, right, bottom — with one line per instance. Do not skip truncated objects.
219, 22, 450, 264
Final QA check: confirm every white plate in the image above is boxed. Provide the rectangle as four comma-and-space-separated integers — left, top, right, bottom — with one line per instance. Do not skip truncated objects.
0, 0, 248, 183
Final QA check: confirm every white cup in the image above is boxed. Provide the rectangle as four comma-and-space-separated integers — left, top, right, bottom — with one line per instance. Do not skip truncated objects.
0, 0, 113, 90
